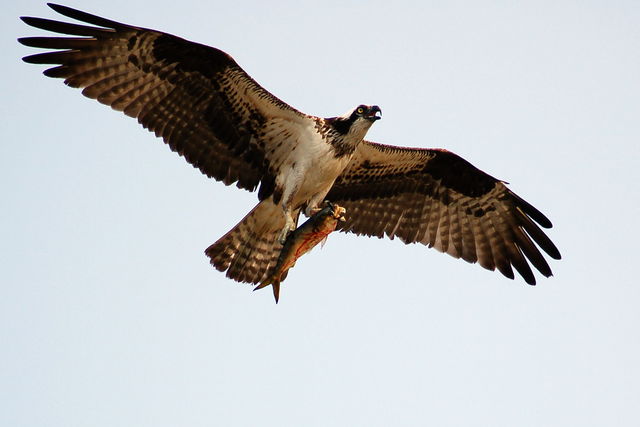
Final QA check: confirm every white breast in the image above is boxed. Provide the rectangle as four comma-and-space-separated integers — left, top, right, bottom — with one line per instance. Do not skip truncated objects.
267, 120, 349, 209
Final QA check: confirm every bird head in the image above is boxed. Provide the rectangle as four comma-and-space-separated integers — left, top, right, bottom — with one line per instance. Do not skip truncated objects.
327, 104, 382, 140
352, 104, 382, 122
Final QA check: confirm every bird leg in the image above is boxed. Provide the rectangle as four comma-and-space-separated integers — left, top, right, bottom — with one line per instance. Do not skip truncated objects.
278, 210, 297, 244
306, 200, 346, 221
305, 206, 322, 217
304, 199, 330, 217
277, 201, 346, 245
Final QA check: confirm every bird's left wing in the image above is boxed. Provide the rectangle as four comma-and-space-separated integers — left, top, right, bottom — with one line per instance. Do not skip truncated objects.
18, 4, 313, 199
326, 140, 561, 285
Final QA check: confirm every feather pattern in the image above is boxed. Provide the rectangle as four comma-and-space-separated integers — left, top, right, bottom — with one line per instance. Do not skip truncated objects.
327, 141, 561, 285
205, 201, 299, 284
19, 3, 314, 198
19, 4, 561, 291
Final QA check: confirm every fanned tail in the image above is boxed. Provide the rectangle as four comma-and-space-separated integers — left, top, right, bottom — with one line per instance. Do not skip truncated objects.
205, 200, 296, 285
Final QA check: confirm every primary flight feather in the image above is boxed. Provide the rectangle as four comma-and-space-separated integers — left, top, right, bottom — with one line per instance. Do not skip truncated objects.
19, 4, 561, 292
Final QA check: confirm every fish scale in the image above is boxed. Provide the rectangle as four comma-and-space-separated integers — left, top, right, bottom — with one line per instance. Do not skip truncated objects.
255, 204, 346, 303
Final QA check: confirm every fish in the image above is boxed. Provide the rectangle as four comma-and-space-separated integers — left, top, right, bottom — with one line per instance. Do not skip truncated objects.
254, 203, 347, 303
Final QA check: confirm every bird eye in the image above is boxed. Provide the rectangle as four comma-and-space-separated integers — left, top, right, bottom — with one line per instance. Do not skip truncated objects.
356, 107, 365, 114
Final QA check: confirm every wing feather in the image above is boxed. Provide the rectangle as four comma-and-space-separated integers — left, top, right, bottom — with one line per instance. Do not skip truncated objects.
19, 4, 314, 198
456, 200, 478, 264
447, 201, 463, 259
327, 140, 561, 285
473, 211, 497, 272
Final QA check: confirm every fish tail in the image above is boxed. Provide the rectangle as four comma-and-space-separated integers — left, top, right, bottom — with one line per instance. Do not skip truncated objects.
254, 276, 281, 304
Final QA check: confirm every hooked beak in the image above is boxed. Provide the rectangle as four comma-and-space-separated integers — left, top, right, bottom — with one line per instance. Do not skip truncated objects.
366, 105, 382, 121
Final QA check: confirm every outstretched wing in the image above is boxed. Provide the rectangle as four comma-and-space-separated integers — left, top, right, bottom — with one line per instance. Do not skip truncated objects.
19, 3, 313, 199
326, 141, 561, 285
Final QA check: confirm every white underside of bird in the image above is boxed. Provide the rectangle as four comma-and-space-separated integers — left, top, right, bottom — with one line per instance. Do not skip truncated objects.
266, 113, 375, 242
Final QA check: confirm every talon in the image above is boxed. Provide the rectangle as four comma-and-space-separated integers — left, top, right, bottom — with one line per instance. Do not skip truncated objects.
277, 221, 296, 245
278, 227, 290, 245
279, 209, 297, 244
330, 204, 347, 220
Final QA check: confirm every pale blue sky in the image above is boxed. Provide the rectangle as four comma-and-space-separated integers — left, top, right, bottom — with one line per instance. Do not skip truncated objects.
2, 1, 639, 426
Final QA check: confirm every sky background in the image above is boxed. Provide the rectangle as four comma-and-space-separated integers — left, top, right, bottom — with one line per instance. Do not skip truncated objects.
2, 1, 639, 426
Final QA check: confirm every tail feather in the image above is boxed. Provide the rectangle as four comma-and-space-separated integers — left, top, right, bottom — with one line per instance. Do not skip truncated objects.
205, 200, 297, 284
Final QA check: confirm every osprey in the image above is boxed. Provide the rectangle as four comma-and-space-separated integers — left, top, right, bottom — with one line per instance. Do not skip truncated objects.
19, 4, 561, 289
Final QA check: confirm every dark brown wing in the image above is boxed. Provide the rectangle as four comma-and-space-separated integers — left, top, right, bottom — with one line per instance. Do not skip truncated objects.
326, 140, 561, 285
18, 3, 313, 199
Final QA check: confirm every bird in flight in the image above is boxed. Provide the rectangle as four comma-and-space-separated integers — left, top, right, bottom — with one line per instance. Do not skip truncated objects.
19, 4, 561, 292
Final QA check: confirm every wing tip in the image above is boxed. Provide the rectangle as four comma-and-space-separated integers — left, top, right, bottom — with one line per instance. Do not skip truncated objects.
19, 16, 43, 28
22, 3, 131, 33
512, 192, 554, 229
17, 36, 38, 47
47, 3, 67, 12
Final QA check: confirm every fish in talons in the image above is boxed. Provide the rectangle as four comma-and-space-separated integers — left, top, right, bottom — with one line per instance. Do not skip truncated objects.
255, 202, 347, 303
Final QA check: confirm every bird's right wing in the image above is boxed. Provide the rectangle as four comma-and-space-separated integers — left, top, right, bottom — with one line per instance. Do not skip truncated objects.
19, 3, 314, 199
